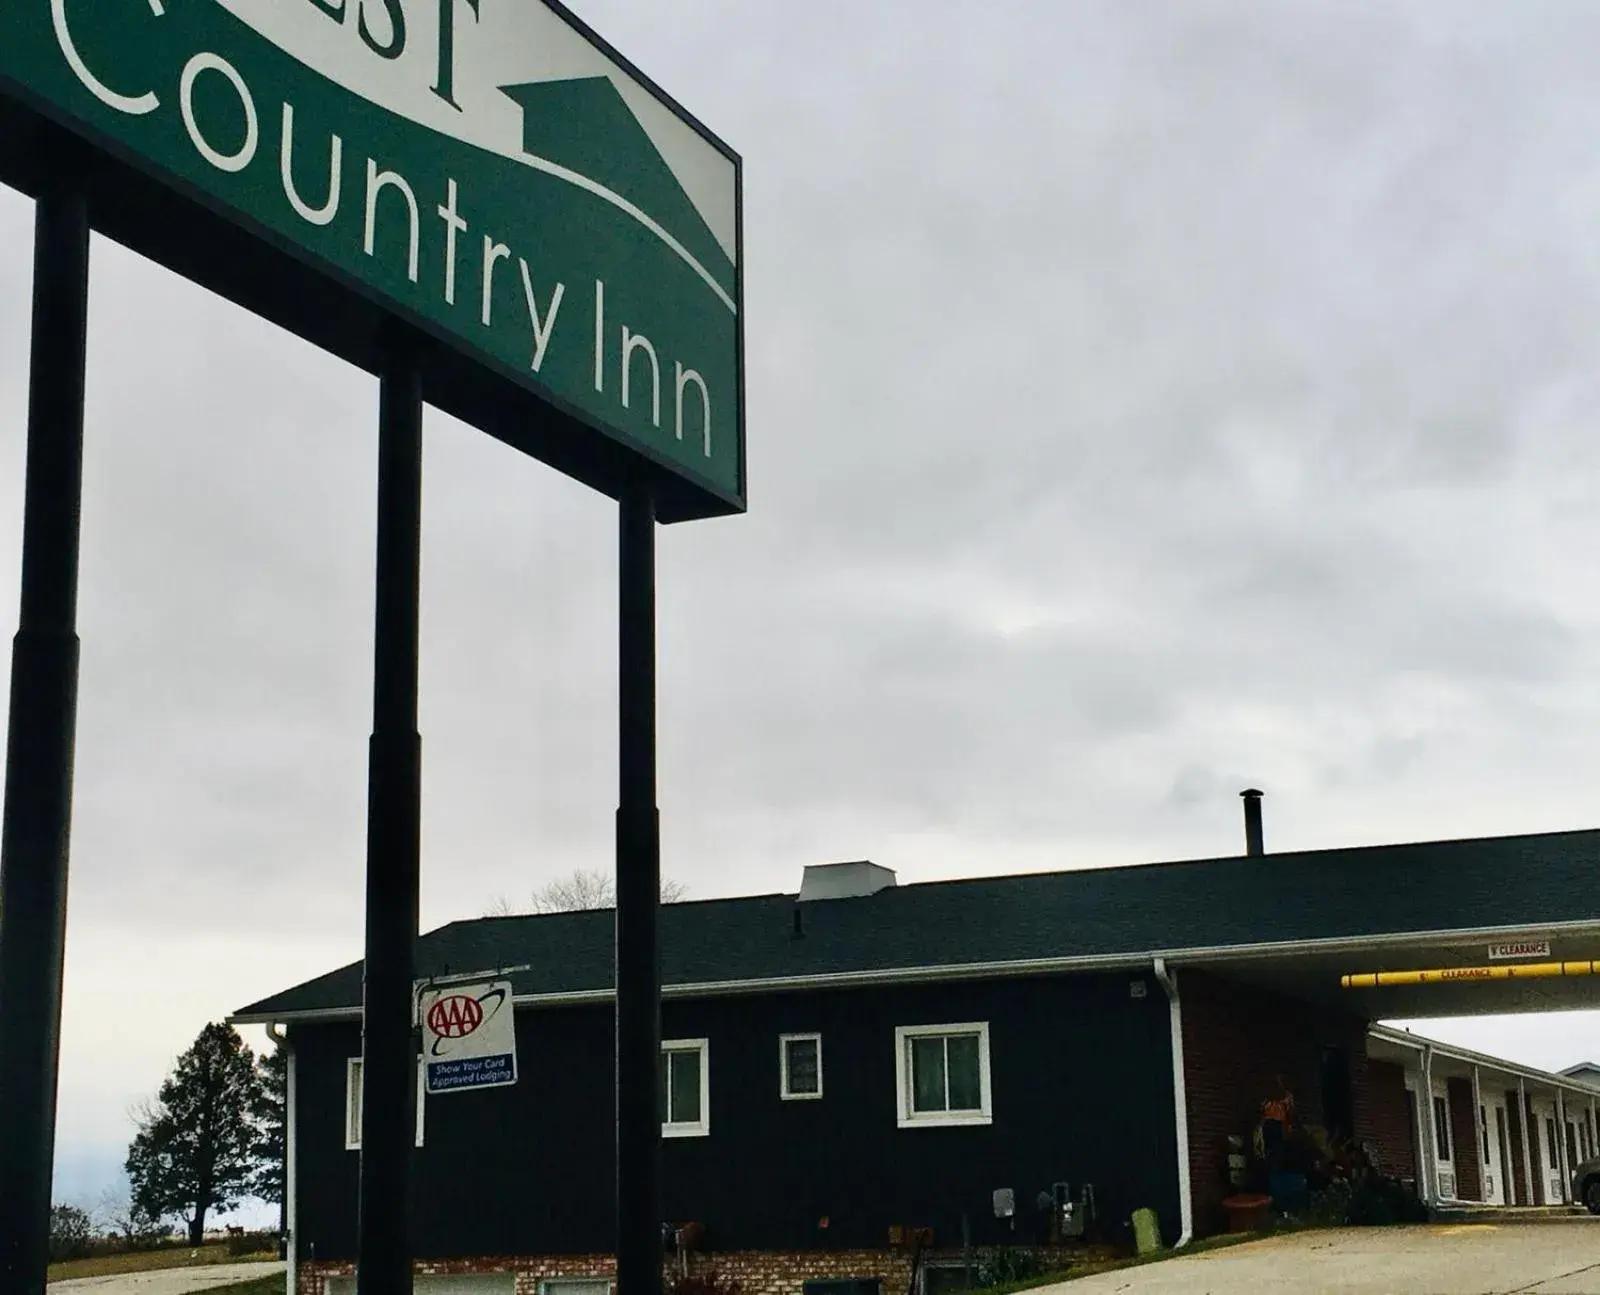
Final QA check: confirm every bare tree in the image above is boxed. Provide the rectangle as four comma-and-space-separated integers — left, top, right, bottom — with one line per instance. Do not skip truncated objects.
485, 868, 688, 917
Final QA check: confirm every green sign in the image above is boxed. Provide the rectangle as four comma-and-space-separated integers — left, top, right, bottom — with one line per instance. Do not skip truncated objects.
1, 0, 743, 513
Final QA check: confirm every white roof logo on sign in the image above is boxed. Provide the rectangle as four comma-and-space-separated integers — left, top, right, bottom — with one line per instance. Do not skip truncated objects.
220, 0, 738, 273
418, 978, 518, 1094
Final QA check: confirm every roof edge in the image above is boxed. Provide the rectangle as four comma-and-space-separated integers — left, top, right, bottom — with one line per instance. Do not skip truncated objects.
1369, 1023, 1600, 1096
230, 913, 1600, 1025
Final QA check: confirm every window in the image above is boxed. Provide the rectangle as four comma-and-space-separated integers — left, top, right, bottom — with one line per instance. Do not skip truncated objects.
661, 1038, 710, 1138
1431, 1095, 1452, 1161
780, 1033, 823, 1100
1481, 1106, 1491, 1160
895, 1023, 992, 1128
1548, 1118, 1562, 1168
345, 1057, 425, 1150
539, 1282, 613, 1295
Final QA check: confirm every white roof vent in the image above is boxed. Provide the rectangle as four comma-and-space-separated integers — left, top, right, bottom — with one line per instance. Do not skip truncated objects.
798, 860, 897, 902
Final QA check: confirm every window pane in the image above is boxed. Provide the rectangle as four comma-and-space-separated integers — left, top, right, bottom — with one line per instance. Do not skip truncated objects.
946, 1034, 982, 1111
668, 1049, 701, 1125
785, 1038, 819, 1095
910, 1036, 946, 1113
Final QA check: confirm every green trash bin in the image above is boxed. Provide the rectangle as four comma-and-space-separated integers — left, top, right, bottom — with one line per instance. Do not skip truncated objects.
1132, 1207, 1163, 1256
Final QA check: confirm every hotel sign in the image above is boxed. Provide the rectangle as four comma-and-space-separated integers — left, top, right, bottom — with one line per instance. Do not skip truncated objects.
1, 0, 745, 517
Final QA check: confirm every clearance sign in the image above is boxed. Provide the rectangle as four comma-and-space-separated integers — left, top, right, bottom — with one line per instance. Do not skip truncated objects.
417, 979, 518, 1094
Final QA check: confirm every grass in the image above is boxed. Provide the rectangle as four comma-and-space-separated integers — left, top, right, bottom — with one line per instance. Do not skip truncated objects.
191, 1278, 285, 1295
48, 1243, 279, 1284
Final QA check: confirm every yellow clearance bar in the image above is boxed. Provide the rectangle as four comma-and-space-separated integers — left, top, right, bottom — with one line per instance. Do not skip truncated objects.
1342, 961, 1598, 989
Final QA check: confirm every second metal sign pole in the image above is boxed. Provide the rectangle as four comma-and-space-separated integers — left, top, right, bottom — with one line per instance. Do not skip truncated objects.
356, 338, 424, 1295
615, 478, 661, 1295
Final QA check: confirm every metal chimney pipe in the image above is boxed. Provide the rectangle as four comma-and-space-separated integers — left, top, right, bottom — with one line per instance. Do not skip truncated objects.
1241, 788, 1264, 856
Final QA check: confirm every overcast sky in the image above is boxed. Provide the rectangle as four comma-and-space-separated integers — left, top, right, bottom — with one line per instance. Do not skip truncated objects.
6, 0, 1600, 1213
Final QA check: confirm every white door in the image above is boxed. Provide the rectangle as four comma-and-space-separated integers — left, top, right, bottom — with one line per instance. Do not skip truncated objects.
1431, 1086, 1457, 1200
1531, 1098, 1565, 1204
1480, 1099, 1508, 1206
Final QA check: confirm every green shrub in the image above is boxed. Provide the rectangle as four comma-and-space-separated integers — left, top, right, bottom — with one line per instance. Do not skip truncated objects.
974, 1248, 1042, 1287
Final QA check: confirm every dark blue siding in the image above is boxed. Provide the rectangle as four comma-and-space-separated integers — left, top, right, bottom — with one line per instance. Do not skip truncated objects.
291, 971, 1179, 1261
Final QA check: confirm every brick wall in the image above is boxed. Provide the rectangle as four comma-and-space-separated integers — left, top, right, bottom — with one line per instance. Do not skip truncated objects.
1179, 970, 1373, 1236
1446, 1079, 1481, 1202
1362, 1060, 1415, 1183
297, 1249, 1103, 1295
1526, 1092, 1549, 1201
1505, 1089, 1529, 1206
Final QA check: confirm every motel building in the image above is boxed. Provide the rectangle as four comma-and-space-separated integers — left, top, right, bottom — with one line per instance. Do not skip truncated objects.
233, 799, 1600, 1295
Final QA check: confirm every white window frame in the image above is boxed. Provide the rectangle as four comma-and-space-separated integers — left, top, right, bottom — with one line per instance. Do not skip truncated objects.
780, 1032, 824, 1101
661, 1038, 710, 1138
346, 1056, 426, 1150
895, 1021, 993, 1129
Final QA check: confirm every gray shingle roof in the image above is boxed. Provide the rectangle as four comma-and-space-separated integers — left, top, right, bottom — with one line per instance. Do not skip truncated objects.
232, 827, 1600, 1020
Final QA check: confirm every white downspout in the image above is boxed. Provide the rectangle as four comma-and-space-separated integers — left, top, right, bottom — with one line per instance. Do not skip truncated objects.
1421, 1046, 1447, 1205
1471, 1066, 1486, 1204
1519, 1077, 1535, 1207
1152, 959, 1194, 1248
1558, 1089, 1572, 1203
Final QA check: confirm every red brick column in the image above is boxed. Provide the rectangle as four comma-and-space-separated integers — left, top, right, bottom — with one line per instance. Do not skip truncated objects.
1362, 1060, 1415, 1181
1447, 1079, 1481, 1202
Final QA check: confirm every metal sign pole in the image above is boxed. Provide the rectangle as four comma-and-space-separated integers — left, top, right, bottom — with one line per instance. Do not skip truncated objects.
356, 338, 423, 1295
615, 479, 661, 1295
0, 155, 90, 1295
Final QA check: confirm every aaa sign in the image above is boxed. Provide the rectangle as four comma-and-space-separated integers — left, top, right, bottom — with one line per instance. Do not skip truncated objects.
418, 979, 518, 1094
1, 0, 743, 511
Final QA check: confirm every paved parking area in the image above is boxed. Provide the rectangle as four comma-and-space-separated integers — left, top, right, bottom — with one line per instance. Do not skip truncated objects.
1044, 1222, 1600, 1294
49, 1262, 283, 1295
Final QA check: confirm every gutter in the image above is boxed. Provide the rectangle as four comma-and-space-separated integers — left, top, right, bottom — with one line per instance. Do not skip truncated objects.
229, 915, 1600, 1026
1152, 958, 1194, 1248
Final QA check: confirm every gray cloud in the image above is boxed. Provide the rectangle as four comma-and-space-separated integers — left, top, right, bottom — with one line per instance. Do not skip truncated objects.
6, 0, 1600, 1200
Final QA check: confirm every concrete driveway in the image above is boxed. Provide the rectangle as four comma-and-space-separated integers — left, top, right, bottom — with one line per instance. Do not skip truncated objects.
50, 1262, 283, 1295
1046, 1222, 1600, 1294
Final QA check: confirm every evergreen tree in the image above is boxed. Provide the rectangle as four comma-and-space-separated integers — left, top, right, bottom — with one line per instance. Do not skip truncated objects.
126, 1022, 263, 1244
253, 1043, 288, 1215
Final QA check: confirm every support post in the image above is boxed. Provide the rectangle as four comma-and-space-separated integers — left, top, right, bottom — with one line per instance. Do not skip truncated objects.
355, 340, 424, 1295
1557, 1089, 1571, 1203
0, 168, 90, 1295
1471, 1067, 1486, 1203
1420, 1048, 1440, 1204
615, 479, 661, 1295
1519, 1077, 1535, 1207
